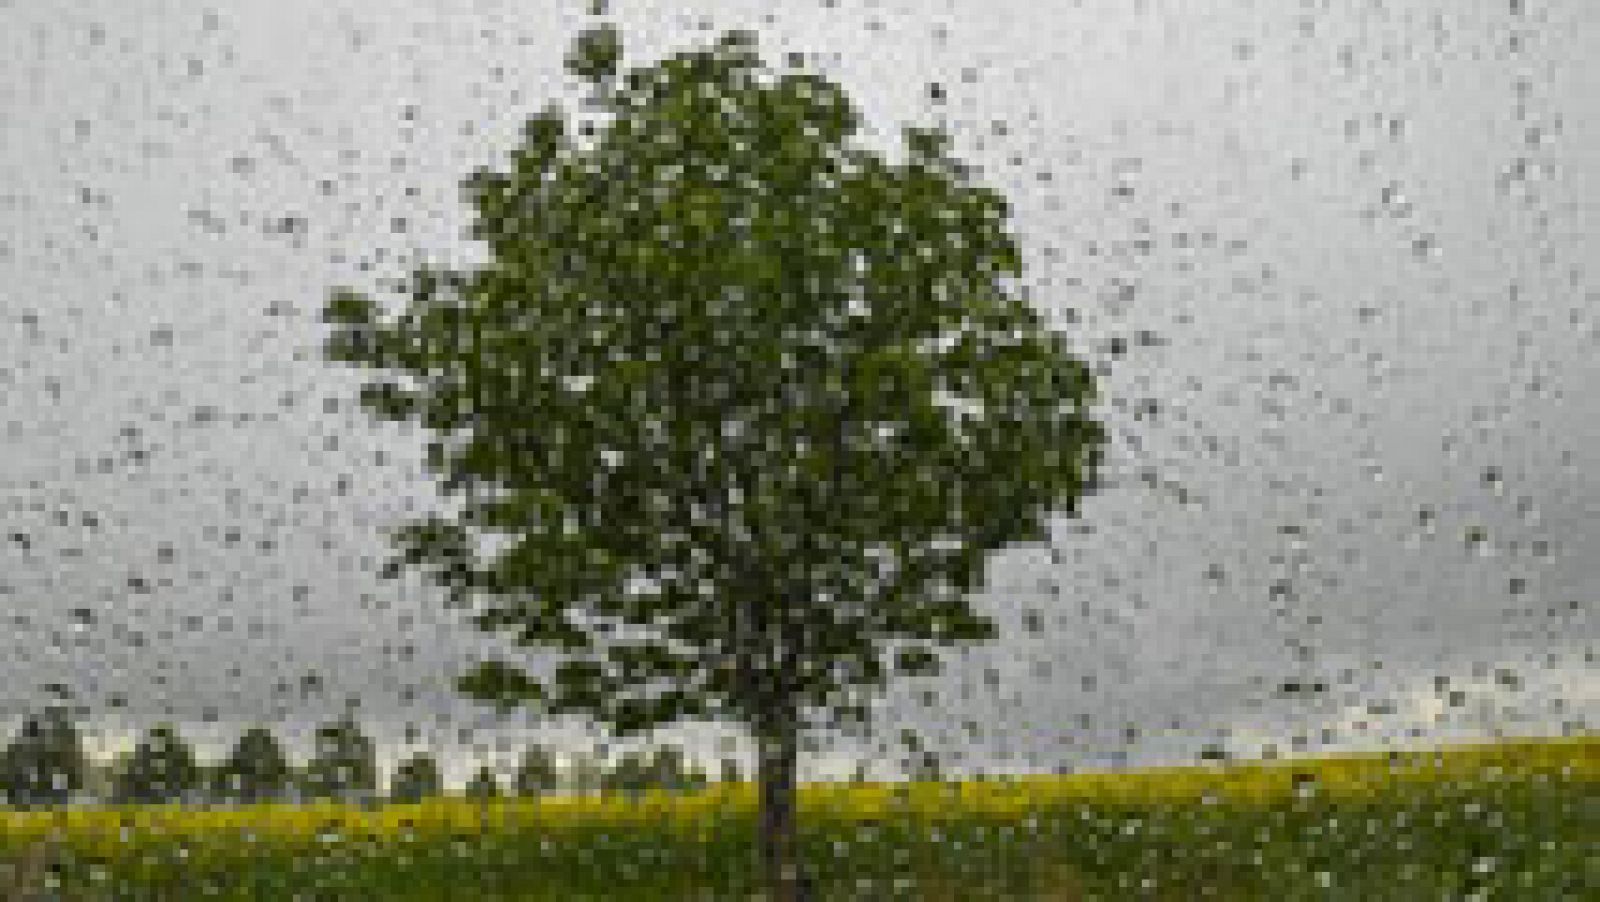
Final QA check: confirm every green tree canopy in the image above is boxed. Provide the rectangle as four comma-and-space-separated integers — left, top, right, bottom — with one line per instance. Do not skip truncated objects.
389, 752, 444, 803
212, 726, 292, 804
323, 23, 1103, 899
112, 724, 199, 804
300, 718, 378, 802
1, 708, 87, 807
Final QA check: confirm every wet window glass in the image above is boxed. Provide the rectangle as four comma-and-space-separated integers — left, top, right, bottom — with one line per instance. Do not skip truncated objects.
1, 1, 1593, 898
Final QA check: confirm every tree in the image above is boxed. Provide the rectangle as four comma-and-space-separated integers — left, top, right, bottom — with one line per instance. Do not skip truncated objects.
898, 727, 945, 783
600, 746, 707, 797
850, 761, 870, 785
389, 752, 444, 803
112, 724, 199, 804
212, 727, 292, 804
600, 749, 650, 798
647, 744, 707, 792
513, 745, 560, 797
464, 765, 502, 800
85, 755, 121, 803
906, 750, 944, 783
1, 708, 87, 807
300, 718, 377, 802
565, 749, 605, 797
322, 23, 1103, 901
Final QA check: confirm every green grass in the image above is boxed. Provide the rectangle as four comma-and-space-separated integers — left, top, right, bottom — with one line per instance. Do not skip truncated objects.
3, 736, 1595, 900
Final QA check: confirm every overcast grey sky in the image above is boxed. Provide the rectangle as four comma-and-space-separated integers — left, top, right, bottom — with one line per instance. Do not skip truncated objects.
1, 0, 1595, 781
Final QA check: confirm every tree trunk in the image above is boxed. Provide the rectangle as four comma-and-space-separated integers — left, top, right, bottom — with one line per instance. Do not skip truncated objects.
756, 709, 805, 902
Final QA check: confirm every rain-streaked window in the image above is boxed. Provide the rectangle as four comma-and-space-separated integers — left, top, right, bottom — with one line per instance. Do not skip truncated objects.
1, 1, 1593, 899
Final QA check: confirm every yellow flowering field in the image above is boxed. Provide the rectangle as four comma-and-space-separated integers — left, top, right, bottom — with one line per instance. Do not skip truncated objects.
0, 735, 1593, 900
2, 735, 1590, 852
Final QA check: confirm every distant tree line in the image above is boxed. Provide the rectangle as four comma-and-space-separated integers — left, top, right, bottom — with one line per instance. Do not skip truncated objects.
0, 708, 730, 808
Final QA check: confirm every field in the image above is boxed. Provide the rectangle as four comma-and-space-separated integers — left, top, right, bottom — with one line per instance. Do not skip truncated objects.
2, 736, 1595, 900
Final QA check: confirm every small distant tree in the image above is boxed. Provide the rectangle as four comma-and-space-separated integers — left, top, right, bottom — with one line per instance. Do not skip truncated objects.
464, 765, 502, 800
212, 727, 292, 804
565, 750, 605, 797
906, 750, 943, 783
322, 21, 1104, 900
1, 708, 87, 807
600, 750, 650, 797
301, 718, 378, 802
602, 745, 706, 796
513, 745, 560, 797
85, 755, 121, 802
112, 724, 200, 804
648, 745, 707, 792
389, 752, 444, 803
